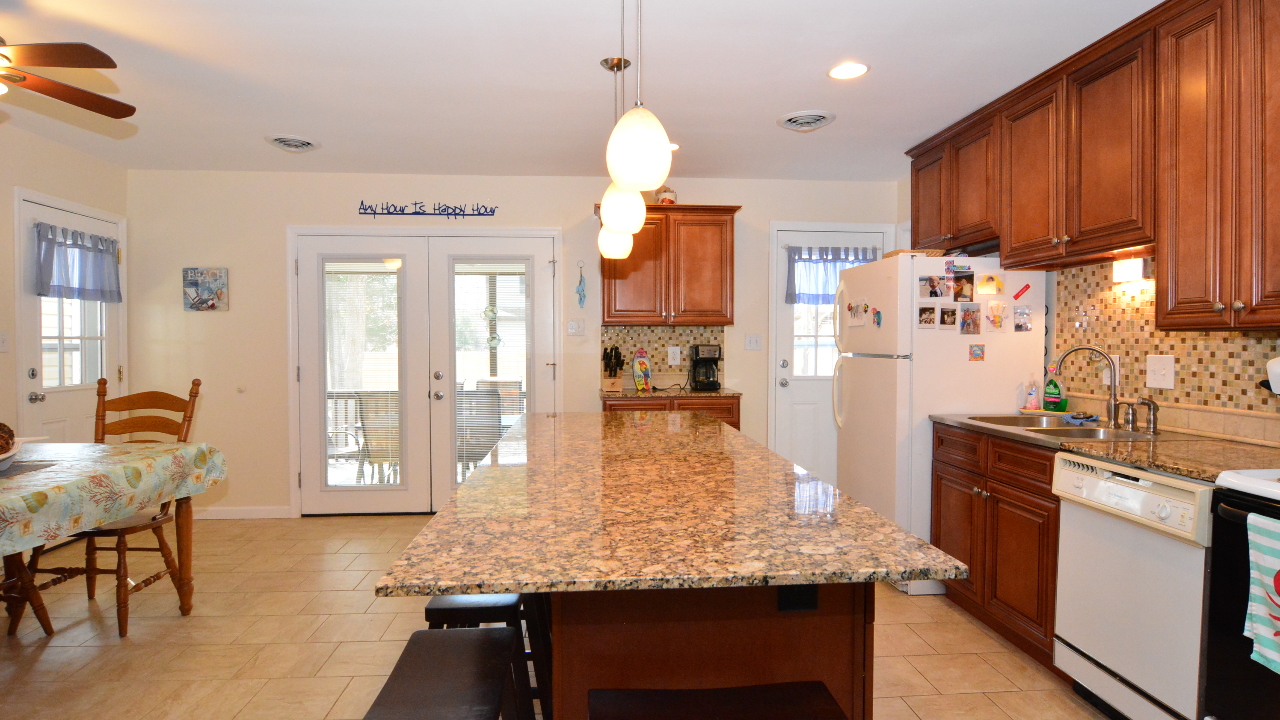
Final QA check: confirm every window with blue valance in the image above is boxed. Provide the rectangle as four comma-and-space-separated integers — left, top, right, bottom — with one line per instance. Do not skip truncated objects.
784, 246, 878, 305
35, 222, 122, 303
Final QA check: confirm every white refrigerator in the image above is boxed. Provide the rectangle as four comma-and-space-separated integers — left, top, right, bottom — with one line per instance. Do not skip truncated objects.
833, 254, 1045, 594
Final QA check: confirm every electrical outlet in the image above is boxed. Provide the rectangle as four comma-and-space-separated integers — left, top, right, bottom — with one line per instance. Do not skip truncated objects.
1146, 354, 1176, 389
667, 346, 682, 366
1101, 354, 1120, 385
744, 334, 763, 351
567, 319, 585, 336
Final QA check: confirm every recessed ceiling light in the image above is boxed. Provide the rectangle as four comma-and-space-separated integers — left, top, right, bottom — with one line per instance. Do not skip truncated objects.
829, 62, 868, 80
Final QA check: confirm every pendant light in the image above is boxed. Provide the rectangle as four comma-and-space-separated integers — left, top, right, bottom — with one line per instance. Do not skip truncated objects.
598, 227, 634, 259
599, 181, 646, 234
605, 0, 671, 191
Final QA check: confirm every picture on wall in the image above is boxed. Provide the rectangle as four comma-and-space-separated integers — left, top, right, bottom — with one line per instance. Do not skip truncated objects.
183, 267, 228, 311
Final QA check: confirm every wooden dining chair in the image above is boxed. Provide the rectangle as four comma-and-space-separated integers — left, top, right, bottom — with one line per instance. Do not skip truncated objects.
28, 378, 201, 636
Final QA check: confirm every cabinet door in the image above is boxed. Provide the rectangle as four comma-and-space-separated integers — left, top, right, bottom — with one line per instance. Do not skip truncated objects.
671, 397, 740, 429
1000, 81, 1066, 267
950, 120, 1000, 246
984, 480, 1058, 651
1156, 0, 1235, 328
931, 463, 985, 603
1064, 32, 1156, 256
912, 145, 950, 249
602, 214, 668, 325
602, 398, 670, 412
1235, 0, 1280, 327
668, 212, 734, 325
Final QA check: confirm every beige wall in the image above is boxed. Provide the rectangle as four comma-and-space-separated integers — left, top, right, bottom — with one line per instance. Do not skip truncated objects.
0, 124, 127, 428
125, 170, 898, 512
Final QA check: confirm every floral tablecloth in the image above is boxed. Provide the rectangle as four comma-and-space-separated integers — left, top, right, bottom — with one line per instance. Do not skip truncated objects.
0, 443, 226, 556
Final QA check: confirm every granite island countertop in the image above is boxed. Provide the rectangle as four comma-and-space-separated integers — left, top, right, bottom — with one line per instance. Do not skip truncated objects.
377, 411, 965, 596
600, 387, 742, 398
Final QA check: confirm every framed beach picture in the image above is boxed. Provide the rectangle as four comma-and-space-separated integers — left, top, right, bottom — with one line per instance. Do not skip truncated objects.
183, 267, 229, 311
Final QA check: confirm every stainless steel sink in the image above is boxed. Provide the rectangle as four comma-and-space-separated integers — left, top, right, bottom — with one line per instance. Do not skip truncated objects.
1026, 427, 1154, 441
968, 415, 1072, 428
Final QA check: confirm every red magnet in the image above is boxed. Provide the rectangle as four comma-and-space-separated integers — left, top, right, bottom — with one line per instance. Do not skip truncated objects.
1013, 283, 1031, 300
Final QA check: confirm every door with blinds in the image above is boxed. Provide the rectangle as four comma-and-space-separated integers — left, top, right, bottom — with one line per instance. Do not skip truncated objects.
297, 233, 554, 515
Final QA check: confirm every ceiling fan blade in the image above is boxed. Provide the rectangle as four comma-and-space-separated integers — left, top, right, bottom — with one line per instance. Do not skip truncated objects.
0, 69, 134, 119
0, 42, 117, 69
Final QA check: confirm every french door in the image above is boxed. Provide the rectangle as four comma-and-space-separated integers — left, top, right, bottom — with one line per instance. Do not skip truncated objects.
297, 233, 554, 514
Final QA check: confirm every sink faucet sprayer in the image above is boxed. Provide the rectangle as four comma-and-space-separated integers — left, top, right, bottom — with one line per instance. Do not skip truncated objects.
1051, 345, 1120, 429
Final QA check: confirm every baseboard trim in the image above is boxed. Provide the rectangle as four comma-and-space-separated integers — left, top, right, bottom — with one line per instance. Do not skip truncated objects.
193, 506, 297, 520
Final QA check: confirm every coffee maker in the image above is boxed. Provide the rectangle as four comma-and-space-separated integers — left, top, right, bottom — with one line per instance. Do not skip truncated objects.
690, 344, 722, 391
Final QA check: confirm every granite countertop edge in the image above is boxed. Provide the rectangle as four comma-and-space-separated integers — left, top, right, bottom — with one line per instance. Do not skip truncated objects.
601, 387, 743, 398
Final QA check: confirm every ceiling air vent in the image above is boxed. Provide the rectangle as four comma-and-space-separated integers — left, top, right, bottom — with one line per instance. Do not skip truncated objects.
776, 111, 836, 133
266, 135, 319, 153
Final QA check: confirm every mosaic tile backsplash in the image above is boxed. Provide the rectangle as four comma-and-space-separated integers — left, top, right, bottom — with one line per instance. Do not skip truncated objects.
601, 326, 726, 375
1054, 261, 1280, 413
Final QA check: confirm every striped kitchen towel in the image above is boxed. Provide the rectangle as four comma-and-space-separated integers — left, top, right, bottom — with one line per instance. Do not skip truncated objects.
1245, 513, 1280, 674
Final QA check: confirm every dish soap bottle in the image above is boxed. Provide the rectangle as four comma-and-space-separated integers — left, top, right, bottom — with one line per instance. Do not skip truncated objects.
1043, 378, 1067, 412
1025, 375, 1040, 411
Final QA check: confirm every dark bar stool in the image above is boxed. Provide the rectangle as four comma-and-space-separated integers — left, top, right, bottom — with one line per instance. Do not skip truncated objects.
364, 627, 524, 720
424, 593, 553, 720
587, 681, 848, 720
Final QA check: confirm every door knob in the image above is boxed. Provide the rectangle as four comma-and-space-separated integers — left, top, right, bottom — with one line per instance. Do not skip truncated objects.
1212, 302, 1226, 312
433, 371, 444, 380
27, 392, 45, 403
778, 378, 790, 388
433, 391, 445, 400
1233, 300, 1246, 311
779, 359, 789, 369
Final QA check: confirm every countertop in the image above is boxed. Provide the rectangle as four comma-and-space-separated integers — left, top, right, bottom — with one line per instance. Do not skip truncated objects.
600, 387, 742, 398
377, 412, 965, 597
930, 413, 1280, 483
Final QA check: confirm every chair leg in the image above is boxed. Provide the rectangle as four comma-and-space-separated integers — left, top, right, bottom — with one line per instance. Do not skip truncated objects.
524, 593, 553, 720
114, 535, 130, 637
154, 526, 181, 594
4, 552, 53, 636
85, 537, 98, 599
506, 617, 536, 720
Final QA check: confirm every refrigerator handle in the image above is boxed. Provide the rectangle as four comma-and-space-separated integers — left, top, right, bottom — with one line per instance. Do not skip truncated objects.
833, 355, 845, 429
833, 279, 847, 354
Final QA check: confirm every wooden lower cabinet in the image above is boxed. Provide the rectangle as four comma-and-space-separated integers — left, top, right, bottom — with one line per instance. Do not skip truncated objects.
931, 424, 1060, 669
602, 396, 741, 430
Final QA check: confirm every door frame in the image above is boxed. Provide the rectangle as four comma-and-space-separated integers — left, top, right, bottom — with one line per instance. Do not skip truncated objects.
766, 221, 894, 451
285, 225, 564, 517
12, 187, 130, 433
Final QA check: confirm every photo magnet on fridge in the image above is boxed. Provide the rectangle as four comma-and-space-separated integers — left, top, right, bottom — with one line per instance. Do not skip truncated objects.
917, 304, 937, 328
848, 298, 868, 327
959, 303, 982, 335
969, 344, 986, 361
976, 273, 1004, 295
986, 300, 1008, 332
1013, 305, 1034, 332
939, 305, 958, 328
952, 272, 975, 302
919, 276, 947, 298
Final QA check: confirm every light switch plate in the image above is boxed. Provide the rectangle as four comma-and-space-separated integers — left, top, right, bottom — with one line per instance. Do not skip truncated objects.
745, 334, 763, 351
1146, 354, 1176, 389
667, 346, 682, 366
567, 319, 585, 336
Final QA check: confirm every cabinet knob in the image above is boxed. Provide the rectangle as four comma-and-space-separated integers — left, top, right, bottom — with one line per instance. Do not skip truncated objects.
1050, 237, 1061, 246
1233, 300, 1246, 311
971, 486, 981, 496
1061, 235, 1071, 244
981, 490, 990, 499
1213, 302, 1226, 313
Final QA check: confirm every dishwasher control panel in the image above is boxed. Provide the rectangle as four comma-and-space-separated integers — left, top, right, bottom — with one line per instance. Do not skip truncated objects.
1053, 454, 1214, 547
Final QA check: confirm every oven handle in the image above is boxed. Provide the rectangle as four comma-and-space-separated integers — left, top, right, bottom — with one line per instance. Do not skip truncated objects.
1218, 503, 1255, 525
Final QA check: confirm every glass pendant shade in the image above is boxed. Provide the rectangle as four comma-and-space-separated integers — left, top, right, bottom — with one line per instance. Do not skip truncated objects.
606, 106, 673, 191
598, 227, 634, 259
599, 183, 646, 234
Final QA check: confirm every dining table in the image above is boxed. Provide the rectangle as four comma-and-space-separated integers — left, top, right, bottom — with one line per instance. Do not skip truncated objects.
377, 411, 964, 720
0, 441, 227, 635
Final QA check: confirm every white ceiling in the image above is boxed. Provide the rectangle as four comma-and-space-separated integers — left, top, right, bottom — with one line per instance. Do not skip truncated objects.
0, 0, 1164, 181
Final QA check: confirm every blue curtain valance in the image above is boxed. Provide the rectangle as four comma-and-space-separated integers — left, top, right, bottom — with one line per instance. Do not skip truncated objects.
785, 246, 877, 305
35, 222, 122, 303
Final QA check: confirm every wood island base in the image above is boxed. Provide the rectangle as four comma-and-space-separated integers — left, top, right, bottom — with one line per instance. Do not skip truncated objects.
550, 583, 875, 720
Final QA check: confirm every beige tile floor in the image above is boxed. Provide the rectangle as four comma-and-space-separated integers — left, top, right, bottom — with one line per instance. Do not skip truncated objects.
0, 515, 1104, 720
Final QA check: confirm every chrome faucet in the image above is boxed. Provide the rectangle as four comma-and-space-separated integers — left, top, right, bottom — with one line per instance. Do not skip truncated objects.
1052, 345, 1120, 429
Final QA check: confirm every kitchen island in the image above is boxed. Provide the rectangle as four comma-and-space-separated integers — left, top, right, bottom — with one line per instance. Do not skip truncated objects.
378, 412, 964, 719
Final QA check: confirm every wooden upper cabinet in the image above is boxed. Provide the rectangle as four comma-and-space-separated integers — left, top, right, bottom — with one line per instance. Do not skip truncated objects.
1000, 81, 1066, 267
601, 205, 738, 326
950, 120, 1001, 245
911, 145, 949, 249
1235, 0, 1280, 327
1065, 32, 1156, 256
669, 213, 734, 325
1156, 0, 1235, 328
602, 215, 668, 325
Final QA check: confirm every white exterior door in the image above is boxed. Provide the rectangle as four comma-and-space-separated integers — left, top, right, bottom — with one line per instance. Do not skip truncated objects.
771, 227, 890, 485
15, 196, 125, 441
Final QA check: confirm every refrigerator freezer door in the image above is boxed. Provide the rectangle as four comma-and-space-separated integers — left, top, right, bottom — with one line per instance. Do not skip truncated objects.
835, 354, 911, 527
837, 256, 911, 358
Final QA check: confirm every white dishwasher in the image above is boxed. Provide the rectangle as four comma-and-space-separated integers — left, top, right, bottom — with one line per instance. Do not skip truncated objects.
1051, 453, 1215, 720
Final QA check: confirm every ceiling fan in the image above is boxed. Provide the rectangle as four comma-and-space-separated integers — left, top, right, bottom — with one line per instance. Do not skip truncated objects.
0, 37, 134, 119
